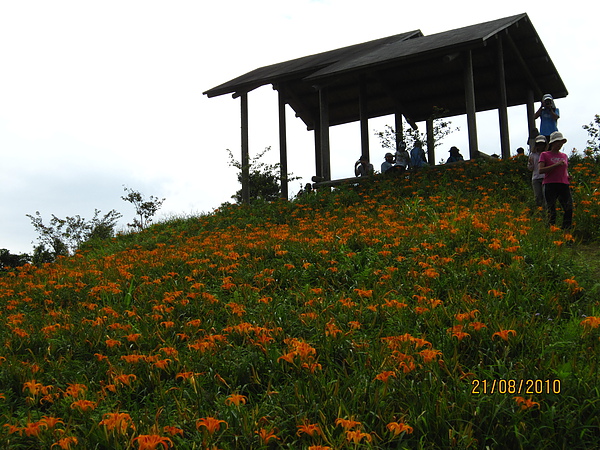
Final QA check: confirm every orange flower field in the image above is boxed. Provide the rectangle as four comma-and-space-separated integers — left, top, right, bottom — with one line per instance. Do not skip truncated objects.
1, 155, 599, 448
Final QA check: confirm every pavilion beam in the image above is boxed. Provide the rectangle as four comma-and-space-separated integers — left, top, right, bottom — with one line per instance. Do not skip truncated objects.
463, 50, 479, 159
505, 33, 543, 100
319, 87, 331, 181
372, 74, 419, 129
278, 90, 289, 199
359, 75, 370, 161
240, 92, 250, 204
496, 35, 510, 159
276, 84, 316, 131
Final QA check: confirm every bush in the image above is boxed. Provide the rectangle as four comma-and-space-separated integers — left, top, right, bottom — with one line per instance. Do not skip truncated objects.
227, 146, 298, 203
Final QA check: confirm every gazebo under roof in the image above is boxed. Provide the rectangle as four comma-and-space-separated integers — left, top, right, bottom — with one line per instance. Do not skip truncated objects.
204, 13, 567, 202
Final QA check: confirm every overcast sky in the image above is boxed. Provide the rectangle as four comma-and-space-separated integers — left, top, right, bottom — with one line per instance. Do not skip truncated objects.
1, 0, 598, 255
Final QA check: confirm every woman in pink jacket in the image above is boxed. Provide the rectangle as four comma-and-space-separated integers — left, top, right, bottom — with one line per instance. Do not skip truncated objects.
538, 131, 572, 229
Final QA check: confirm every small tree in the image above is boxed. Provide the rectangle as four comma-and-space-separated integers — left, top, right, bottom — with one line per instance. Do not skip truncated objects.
376, 107, 459, 155
582, 114, 600, 155
27, 209, 122, 264
121, 186, 165, 231
226, 146, 297, 204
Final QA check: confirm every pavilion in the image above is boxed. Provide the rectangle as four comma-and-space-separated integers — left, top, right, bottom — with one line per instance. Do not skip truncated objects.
203, 13, 567, 202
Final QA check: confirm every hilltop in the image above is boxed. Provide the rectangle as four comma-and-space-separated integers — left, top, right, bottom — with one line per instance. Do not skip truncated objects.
1, 156, 599, 449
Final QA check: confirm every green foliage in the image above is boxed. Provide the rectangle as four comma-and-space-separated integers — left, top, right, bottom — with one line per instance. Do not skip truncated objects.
0, 249, 30, 271
376, 106, 460, 152
582, 113, 600, 155
121, 186, 165, 231
227, 146, 298, 203
26, 209, 122, 264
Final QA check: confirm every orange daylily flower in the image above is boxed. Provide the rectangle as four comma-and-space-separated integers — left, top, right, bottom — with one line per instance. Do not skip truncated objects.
163, 426, 184, 437
224, 394, 248, 406
386, 421, 414, 435
335, 418, 361, 430
64, 383, 87, 398
99, 412, 135, 434
3, 424, 23, 435
514, 396, 540, 410
133, 434, 174, 450
40, 416, 64, 428
256, 427, 279, 444
580, 316, 600, 329
469, 321, 487, 331
296, 422, 322, 437
419, 348, 442, 363
196, 417, 227, 435
346, 430, 372, 443
70, 400, 97, 411
374, 370, 396, 383
492, 329, 517, 342
52, 436, 78, 449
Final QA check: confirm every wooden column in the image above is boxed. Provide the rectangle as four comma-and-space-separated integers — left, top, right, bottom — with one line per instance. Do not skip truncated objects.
497, 36, 510, 159
359, 75, 369, 161
314, 122, 322, 178
240, 92, 250, 204
319, 87, 331, 181
394, 107, 404, 151
278, 90, 288, 199
426, 118, 435, 165
463, 50, 479, 159
526, 89, 537, 152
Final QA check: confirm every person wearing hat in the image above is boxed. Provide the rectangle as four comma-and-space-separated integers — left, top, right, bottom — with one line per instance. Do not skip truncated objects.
381, 152, 396, 173
534, 94, 560, 139
527, 135, 547, 208
538, 131, 572, 229
446, 146, 464, 164
355, 154, 374, 177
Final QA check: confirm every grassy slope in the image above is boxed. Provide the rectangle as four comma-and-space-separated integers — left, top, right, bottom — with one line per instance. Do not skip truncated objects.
1, 156, 599, 449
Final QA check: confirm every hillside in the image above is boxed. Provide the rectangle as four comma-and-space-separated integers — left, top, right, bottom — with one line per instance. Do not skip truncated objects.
1, 156, 599, 449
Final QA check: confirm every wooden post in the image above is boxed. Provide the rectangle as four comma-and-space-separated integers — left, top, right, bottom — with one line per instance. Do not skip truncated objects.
497, 36, 510, 159
240, 92, 250, 204
314, 122, 322, 178
394, 107, 404, 151
278, 90, 288, 199
526, 89, 537, 152
319, 87, 331, 181
359, 75, 369, 161
426, 118, 435, 165
463, 50, 479, 159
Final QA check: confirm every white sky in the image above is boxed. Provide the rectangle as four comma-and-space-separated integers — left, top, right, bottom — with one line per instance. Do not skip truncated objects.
1, 0, 598, 254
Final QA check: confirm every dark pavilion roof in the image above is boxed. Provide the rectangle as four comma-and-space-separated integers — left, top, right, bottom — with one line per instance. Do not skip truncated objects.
204, 13, 567, 129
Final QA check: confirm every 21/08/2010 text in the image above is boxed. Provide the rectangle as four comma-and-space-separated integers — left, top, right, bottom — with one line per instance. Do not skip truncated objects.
471, 379, 561, 395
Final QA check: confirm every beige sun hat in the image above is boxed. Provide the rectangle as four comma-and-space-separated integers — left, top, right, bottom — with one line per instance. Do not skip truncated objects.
549, 131, 567, 144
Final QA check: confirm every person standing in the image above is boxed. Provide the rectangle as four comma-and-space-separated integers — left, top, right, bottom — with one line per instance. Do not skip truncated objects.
534, 94, 560, 140
527, 135, 547, 209
538, 131, 572, 229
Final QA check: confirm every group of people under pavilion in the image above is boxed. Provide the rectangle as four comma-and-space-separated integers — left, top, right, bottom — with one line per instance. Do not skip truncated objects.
352, 92, 572, 230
